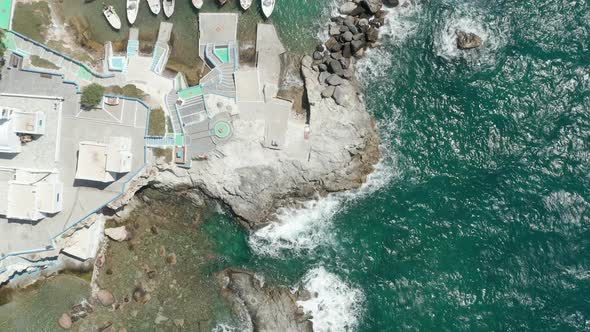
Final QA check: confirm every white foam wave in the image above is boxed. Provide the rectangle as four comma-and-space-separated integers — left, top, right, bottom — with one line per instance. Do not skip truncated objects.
380, 0, 423, 43
248, 158, 396, 257
434, 5, 506, 64
211, 323, 242, 332
249, 196, 341, 257
297, 266, 365, 332
357, 0, 423, 80
316, 0, 345, 42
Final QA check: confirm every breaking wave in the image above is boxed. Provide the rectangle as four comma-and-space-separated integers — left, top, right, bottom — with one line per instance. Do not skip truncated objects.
248, 157, 396, 257
357, 0, 423, 80
297, 266, 365, 332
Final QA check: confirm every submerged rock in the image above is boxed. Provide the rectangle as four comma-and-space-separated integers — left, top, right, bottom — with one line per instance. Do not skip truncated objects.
166, 253, 177, 265
383, 0, 399, 6
58, 313, 72, 330
456, 30, 483, 49
96, 289, 115, 307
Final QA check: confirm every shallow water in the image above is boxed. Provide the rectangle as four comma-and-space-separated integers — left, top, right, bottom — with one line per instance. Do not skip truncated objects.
58, 0, 329, 65
0, 275, 90, 331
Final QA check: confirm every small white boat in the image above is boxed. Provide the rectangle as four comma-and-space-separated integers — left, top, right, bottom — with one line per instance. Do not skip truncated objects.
127, 0, 140, 25
147, 0, 160, 15
163, 0, 174, 17
103, 5, 122, 30
240, 0, 252, 10
192, 0, 203, 9
261, 0, 275, 18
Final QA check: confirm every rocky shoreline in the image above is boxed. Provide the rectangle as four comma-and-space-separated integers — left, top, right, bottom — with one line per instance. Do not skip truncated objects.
1, 0, 394, 330
131, 1, 393, 231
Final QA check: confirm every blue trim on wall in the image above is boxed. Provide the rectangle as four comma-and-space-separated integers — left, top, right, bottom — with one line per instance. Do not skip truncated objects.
8, 30, 115, 79
0, 93, 152, 262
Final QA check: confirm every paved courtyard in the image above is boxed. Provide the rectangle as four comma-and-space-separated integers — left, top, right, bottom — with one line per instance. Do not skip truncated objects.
0, 69, 147, 256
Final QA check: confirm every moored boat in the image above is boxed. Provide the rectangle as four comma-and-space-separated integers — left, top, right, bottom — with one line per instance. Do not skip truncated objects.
163, 0, 174, 17
162, 0, 176, 18
192, 0, 203, 9
261, 0, 275, 18
147, 0, 160, 14
103, 5, 122, 30
126, 0, 140, 24
240, 0, 252, 10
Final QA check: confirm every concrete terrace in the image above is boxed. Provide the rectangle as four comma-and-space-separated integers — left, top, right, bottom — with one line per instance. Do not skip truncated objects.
165, 13, 239, 157
3, 31, 125, 87
0, 69, 148, 256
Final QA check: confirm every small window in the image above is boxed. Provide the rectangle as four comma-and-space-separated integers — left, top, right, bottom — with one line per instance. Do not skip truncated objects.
56, 193, 60, 202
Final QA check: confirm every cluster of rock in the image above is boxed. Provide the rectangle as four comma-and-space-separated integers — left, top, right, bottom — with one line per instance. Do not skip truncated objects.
58, 301, 94, 330
310, 0, 396, 105
57, 290, 114, 330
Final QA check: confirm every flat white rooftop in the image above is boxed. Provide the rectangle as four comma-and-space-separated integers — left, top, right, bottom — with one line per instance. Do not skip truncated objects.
0, 69, 148, 256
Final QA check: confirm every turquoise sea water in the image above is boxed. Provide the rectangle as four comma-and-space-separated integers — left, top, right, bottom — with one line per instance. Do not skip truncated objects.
3, 0, 589, 330
206, 0, 590, 331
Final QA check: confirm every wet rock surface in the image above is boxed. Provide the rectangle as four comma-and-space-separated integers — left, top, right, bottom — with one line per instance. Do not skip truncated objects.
456, 30, 483, 49
218, 269, 313, 332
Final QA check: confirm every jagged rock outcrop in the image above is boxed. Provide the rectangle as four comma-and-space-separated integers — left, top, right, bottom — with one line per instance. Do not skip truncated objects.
121, 55, 380, 229
218, 269, 313, 332
456, 30, 483, 49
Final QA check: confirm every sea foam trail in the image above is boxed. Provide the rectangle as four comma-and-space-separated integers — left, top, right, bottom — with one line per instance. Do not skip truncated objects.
248, 158, 395, 257
297, 266, 365, 332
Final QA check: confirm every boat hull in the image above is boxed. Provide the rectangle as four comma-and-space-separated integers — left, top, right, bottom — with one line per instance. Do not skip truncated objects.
261, 0, 274, 17
147, 0, 160, 14
192, 0, 203, 9
163, 0, 174, 17
127, 0, 139, 24
240, 0, 252, 10
104, 7, 122, 30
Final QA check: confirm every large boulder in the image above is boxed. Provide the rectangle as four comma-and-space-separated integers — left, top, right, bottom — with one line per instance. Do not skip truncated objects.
333, 86, 347, 106
321, 86, 336, 98
96, 289, 115, 307
362, 0, 383, 14
339, 1, 357, 15
104, 226, 128, 242
383, 0, 399, 6
342, 31, 354, 42
351, 40, 366, 55
326, 74, 344, 86
342, 43, 353, 58
456, 31, 483, 49
366, 27, 380, 42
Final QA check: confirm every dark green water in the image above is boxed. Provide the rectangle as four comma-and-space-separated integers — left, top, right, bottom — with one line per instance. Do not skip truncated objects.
207, 0, 590, 331
4, 0, 590, 331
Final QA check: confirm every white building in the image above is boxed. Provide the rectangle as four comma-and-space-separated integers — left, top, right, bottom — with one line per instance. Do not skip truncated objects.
75, 137, 133, 183
0, 107, 46, 154
0, 169, 63, 221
